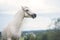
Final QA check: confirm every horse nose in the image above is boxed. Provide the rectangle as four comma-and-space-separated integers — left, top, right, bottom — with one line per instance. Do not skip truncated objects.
31, 13, 36, 19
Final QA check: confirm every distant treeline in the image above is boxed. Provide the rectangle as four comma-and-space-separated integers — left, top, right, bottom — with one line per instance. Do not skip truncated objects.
21, 30, 46, 37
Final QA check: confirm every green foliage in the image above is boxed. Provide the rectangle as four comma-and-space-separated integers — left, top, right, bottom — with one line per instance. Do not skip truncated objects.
47, 30, 60, 40
20, 37, 24, 40
24, 33, 36, 40
22, 30, 60, 40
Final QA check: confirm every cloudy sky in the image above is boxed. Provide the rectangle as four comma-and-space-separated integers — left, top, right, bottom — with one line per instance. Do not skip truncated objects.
0, 0, 60, 14
0, 0, 60, 31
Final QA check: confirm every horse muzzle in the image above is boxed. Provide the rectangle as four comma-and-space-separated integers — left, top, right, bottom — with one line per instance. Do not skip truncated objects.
31, 14, 36, 19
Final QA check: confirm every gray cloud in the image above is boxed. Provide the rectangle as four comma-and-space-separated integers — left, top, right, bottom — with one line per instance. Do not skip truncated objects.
0, 5, 17, 11
45, 0, 60, 8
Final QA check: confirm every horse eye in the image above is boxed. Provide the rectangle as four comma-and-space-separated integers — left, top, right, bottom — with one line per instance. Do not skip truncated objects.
26, 10, 29, 11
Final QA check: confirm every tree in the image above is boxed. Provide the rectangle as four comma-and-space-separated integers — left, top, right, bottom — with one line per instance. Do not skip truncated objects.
0, 32, 1, 40
46, 18, 60, 40
47, 18, 60, 40
42, 34, 48, 40
54, 18, 60, 30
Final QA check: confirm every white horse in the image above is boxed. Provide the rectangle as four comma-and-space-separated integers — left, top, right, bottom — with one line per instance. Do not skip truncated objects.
2, 6, 36, 40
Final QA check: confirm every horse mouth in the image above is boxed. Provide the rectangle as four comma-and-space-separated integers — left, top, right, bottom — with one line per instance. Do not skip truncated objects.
31, 14, 36, 19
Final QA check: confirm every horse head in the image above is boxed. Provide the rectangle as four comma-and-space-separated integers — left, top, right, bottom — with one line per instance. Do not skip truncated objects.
22, 6, 37, 19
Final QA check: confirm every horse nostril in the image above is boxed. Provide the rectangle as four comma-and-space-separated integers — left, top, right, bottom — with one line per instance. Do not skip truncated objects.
31, 14, 36, 19
34, 14, 36, 17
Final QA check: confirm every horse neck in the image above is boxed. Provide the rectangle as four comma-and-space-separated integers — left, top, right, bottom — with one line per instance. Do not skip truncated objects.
13, 9, 25, 29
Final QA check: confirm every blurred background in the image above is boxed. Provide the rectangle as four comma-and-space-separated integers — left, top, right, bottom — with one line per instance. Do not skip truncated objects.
0, 0, 60, 40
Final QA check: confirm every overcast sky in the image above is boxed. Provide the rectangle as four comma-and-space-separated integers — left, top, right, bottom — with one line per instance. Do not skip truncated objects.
0, 0, 60, 14
0, 0, 60, 31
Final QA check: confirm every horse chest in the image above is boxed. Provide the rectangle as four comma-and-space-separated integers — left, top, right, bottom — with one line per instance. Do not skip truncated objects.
10, 26, 21, 38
